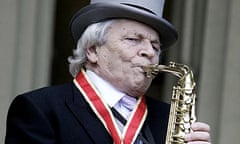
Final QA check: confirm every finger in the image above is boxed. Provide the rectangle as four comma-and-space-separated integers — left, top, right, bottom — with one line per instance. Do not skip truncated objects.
185, 131, 211, 142
191, 122, 211, 132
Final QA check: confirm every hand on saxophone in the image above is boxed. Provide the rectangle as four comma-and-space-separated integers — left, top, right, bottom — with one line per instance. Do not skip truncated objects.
184, 122, 211, 144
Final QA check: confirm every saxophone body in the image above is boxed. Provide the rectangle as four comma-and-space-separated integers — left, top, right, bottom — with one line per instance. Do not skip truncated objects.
142, 62, 197, 144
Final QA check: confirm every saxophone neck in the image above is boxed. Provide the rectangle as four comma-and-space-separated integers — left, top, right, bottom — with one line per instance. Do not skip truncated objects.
142, 61, 196, 90
142, 61, 193, 79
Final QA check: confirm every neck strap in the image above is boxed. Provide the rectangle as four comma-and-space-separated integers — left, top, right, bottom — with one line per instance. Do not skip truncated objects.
73, 69, 148, 144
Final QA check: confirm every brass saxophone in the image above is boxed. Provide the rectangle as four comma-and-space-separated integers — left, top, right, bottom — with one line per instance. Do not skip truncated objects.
142, 61, 196, 144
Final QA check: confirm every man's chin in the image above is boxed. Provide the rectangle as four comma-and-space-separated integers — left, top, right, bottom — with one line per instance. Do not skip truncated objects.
128, 84, 151, 97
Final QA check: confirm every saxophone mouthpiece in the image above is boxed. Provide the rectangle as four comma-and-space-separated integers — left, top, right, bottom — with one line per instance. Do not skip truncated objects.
142, 64, 160, 78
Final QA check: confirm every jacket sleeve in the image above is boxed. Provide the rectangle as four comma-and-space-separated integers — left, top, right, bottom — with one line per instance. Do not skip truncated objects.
5, 94, 56, 144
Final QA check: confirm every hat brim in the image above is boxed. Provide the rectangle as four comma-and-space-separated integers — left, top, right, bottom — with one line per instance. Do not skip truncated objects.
70, 3, 178, 49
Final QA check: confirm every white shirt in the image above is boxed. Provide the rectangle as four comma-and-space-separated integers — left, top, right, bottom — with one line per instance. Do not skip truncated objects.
86, 70, 125, 107
86, 70, 137, 130
86, 70, 142, 143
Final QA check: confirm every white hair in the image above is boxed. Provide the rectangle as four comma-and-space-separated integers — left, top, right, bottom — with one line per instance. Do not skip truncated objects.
68, 20, 116, 77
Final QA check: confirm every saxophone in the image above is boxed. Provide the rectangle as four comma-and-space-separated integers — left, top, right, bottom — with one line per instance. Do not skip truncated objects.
142, 61, 196, 144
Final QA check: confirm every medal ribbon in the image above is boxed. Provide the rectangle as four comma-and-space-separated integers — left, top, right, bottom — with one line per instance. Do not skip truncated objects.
73, 69, 147, 144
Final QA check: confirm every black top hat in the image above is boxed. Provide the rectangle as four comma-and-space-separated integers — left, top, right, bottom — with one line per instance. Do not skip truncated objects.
70, 0, 178, 49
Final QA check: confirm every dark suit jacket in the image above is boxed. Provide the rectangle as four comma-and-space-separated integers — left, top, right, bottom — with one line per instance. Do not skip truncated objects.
5, 83, 170, 144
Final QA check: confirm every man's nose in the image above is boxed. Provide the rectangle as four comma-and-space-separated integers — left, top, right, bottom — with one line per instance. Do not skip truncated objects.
138, 40, 155, 58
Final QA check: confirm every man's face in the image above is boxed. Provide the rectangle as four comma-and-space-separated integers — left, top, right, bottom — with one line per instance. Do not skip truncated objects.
87, 19, 161, 97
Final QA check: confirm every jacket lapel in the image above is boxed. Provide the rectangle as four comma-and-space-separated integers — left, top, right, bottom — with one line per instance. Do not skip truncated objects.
145, 96, 170, 144
65, 83, 170, 144
65, 84, 112, 143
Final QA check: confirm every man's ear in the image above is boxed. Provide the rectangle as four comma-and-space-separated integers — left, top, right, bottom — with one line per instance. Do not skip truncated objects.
86, 46, 98, 63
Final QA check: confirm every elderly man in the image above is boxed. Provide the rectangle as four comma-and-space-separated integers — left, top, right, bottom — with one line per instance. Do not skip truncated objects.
5, 0, 211, 144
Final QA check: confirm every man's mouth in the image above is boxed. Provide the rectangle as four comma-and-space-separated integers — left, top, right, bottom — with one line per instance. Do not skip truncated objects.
131, 64, 154, 78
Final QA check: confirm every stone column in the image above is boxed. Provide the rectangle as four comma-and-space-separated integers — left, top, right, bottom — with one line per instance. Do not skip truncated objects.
0, 0, 55, 143
218, 0, 240, 143
198, 0, 240, 143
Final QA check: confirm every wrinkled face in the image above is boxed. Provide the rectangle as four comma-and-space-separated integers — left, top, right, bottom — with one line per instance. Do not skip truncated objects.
86, 19, 161, 97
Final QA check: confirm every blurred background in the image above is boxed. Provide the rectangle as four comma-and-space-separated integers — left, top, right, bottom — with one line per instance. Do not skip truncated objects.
0, 0, 239, 143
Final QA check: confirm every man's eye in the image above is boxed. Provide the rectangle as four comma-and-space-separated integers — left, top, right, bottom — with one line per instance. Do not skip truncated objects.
126, 38, 140, 42
153, 46, 161, 52
152, 42, 161, 53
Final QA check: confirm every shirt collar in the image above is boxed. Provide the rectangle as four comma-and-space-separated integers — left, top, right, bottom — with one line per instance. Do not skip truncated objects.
86, 70, 125, 107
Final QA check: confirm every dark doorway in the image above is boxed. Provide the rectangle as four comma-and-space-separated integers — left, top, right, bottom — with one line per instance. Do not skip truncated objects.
51, 0, 90, 85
